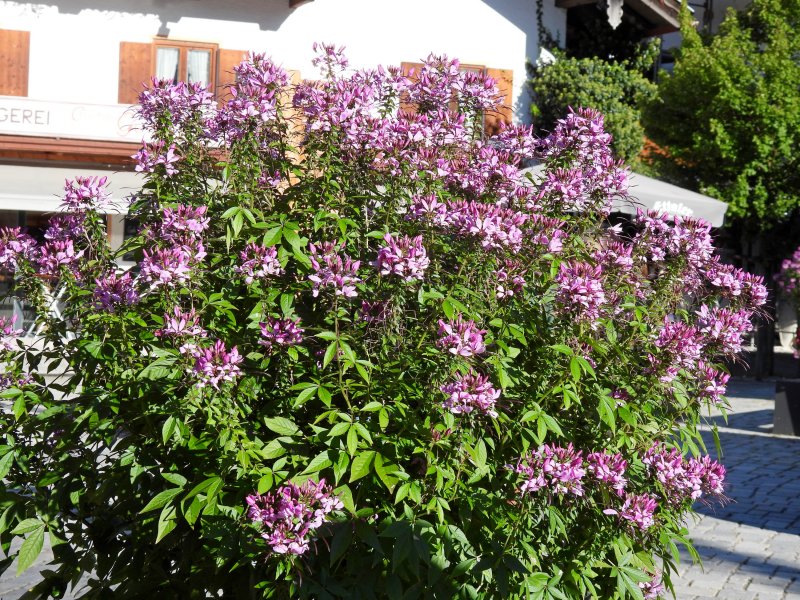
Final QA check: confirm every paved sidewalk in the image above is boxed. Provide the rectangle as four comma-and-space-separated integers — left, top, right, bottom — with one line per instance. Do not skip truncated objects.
2, 380, 799, 599
672, 379, 800, 600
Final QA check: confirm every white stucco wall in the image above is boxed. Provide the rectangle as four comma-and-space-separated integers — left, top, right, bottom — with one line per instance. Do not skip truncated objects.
0, 0, 567, 128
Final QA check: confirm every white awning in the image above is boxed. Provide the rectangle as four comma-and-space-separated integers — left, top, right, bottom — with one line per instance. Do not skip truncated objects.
0, 164, 143, 214
522, 166, 729, 227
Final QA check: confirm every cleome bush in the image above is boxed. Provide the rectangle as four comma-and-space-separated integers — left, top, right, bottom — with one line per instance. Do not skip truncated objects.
0, 45, 766, 599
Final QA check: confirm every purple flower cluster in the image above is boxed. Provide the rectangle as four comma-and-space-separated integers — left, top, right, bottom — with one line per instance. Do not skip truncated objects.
0, 227, 36, 272
137, 78, 214, 135
374, 233, 429, 282
555, 261, 606, 327
639, 571, 666, 600
61, 176, 111, 212
140, 205, 208, 289
308, 242, 361, 298
133, 141, 180, 177
514, 443, 586, 497
493, 260, 526, 299
259, 317, 304, 350
586, 451, 628, 495
217, 53, 289, 141
246, 479, 342, 555
445, 201, 528, 252
440, 371, 500, 417
359, 300, 390, 324
92, 271, 139, 312
604, 493, 658, 530
235, 243, 283, 285
633, 212, 714, 283
37, 239, 83, 277
536, 108, 629, 216
44, 214, 85, 243
696, 361, 730, 404
705, 259, 767, 308
696, 304, 753, 357
140, 246, 200, 289
650, 318, 704, 383
436, 316, 486, 357
191, 340, 243, 390
155, 306, 207, 339
776, 245, 800, 297
0, 372, 32, 392
0, 315, 22, 352
311, 42, 349, 78
407, 196, 529, 253
643, 443, 726, 504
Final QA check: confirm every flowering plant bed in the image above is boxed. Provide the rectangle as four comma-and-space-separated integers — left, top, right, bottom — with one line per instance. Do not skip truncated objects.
0, 45, 766, 599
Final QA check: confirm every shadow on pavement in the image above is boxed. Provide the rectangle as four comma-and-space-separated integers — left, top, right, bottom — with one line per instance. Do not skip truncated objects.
695, 428, 800, 535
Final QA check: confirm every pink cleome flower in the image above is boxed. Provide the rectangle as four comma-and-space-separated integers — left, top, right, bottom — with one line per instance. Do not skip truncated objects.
436, 316, 486, 357
259, 317, 304, 350
191, 340, 243, 390
246, 479, 342, 555
236, 243, 283, 285
374, 233, 430, 282
440, 371, 500, 417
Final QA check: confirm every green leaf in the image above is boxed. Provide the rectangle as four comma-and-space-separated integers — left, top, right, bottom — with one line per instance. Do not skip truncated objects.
379, 408, 389, 430
569, 357, 581, 382
323, 341, 338, 368
16, 524, 44, 575
346, 426, 359, 456
184, 496, 204, 527
162, 473, 187, 488
550, 344, 573, 356
264, 417, 299, 437
257, 472, 274, 494
302, 450, 333, 476
328, 422, 351, 437
350, 450, 376, 482
140, 488, 183, 514
156, 504, 178, 543
473, 439, 487, 469
293, 385, 319, 407
11, 518, 44, 535
0, 450, 14, 479
162, 416, 177, 445
262, 226, 282, 246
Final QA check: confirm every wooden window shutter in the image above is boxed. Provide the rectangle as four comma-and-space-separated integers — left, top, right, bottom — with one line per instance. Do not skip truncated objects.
485, 68, 513, 136
399, 62, 423, 115
118, 42, 152, 104
216, 49, 249, 102
0, 30, 30, 96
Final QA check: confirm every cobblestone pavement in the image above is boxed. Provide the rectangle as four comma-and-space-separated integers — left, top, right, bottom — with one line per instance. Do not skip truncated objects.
672, 379, 800, 600
2, 379, 799, 599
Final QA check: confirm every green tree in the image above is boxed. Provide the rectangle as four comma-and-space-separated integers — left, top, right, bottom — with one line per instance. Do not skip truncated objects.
645, 0, 800, 226
528, 55, 657, 162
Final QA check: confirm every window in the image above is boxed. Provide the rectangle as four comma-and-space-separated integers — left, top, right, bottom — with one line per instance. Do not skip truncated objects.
154, 41, 217, 88
119, 42, 246, 104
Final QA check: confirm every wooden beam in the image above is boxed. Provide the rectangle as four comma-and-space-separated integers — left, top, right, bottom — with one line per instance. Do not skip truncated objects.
0, 135, 138, 166
555, 0, 594, 8
625, 0, 681, 29
557, 0, 681, 30
289, 0, 313, 8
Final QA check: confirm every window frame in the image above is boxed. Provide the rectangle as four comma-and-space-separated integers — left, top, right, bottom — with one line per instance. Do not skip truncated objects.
151, 39, 218, 89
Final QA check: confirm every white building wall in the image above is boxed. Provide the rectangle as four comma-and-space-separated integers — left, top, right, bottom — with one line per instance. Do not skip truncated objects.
0, 0, 567, 126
